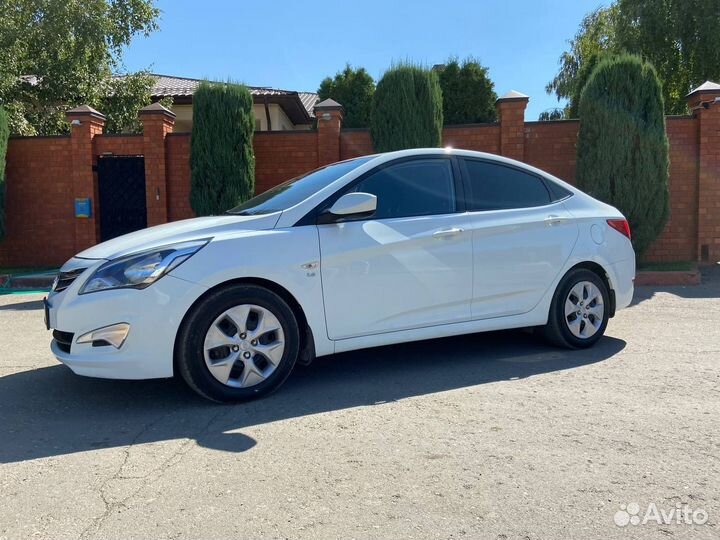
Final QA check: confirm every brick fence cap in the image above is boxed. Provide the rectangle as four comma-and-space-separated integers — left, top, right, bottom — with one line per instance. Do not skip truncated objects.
66, 104, 106, 119
687, 80, 720, 97
314, 98, 344, 112
139, 102, 177, 118
496, 90, 529, 103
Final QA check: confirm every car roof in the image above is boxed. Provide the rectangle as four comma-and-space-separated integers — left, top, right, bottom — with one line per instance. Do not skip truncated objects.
361, 148, 577, 191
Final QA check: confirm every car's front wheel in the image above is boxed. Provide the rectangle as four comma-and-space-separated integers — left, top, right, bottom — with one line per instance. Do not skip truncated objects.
176, 284, 300, 402
543, 268, 610, 349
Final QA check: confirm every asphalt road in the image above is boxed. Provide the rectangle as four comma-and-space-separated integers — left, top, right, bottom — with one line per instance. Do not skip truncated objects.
1, 273, 719, 540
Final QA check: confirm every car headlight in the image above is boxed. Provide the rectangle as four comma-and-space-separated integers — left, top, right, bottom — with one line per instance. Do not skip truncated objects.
80, 239, 209, 294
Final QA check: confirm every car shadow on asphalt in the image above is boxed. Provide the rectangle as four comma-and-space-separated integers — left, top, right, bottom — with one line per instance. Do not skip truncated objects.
0, 298, 44, 311
0, 330, 625, 464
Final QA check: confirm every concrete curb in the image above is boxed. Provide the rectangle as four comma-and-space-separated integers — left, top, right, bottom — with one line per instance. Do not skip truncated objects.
635, 270, 701, 286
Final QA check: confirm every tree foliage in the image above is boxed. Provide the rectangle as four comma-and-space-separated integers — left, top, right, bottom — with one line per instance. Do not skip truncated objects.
546, 7, 618, 118
318, 64, 374, 128
370, 64, 443, 152
0, 107, 8, 240
190, 82, 255, 216
577, 54, 669, 255
98, 73, 173, 134
0, 0, 160, 134
437, 57, 497, 124
548, 0, 720, 115
538, 108, 565, 121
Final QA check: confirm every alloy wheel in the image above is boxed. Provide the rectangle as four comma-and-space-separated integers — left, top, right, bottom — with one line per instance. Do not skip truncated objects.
564, 281, 604, 339
203, 304, 285, 388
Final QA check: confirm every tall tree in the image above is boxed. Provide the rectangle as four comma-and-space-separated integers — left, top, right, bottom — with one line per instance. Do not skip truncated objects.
614, 0, 720, 112
546, 7, 618, 117
548, 0, 720, 115
0, 0, 160, 134
318, 64, 375, 128
576, 54, 669, 256
370, 63, 443, 152
437, 57, 497, 124
190, 82, 255, 216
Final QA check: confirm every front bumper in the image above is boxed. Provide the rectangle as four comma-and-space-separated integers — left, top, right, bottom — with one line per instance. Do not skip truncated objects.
48, 271, 208, 380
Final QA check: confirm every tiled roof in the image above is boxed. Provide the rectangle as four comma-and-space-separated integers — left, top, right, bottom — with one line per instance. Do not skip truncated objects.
149, 74, 319, 118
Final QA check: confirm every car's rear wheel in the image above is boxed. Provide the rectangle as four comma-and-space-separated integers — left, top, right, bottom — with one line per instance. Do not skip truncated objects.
543, 268, 610, 349
177, 284, 300, 402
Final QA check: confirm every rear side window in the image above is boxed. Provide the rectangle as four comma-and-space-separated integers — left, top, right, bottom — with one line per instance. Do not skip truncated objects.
546, 180, 573, 201
351, 159, 456, 219
461, 159, 551, 211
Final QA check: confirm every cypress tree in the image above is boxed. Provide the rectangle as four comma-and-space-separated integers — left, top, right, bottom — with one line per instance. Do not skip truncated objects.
438, 57, 497, 124
577, 54, 669, 256
0, 106, 9, 240
370, 63, 443, 152
190, 81, 255, 216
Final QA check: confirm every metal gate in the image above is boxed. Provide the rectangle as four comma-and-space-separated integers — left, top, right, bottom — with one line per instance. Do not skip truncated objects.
97, 156, 147, 242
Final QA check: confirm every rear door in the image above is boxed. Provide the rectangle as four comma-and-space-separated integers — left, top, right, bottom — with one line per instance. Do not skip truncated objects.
459, 158, 579, 319
318, 157, 474, 340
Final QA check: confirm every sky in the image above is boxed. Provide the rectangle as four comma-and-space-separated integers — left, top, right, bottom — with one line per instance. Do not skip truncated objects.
122, 0, 609, 121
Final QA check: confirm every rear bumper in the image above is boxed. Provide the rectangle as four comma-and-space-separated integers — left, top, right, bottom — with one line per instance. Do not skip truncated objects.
609, 257, 635, 311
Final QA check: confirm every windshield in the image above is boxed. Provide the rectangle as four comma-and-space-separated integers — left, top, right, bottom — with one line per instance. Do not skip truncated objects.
227, 156, 375, 215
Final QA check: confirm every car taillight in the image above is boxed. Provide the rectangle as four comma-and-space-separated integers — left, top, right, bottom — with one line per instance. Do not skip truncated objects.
607, 219, 631, 240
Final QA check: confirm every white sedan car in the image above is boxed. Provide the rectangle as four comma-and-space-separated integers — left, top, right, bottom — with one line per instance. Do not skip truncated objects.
46, 149, 635, 402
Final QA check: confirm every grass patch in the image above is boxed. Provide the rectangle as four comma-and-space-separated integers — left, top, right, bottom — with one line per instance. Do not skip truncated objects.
0, 267, 55, 276
637, 260, 695, 272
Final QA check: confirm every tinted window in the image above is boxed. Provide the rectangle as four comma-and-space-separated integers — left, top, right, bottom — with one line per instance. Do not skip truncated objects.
546, 179, 573, 201
462, 159, 551, 211
228, 156, 373, 215
351, 159, 456, 219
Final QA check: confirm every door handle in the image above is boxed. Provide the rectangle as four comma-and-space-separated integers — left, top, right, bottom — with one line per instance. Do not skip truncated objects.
545, 215, 567, 226
433, 227, 464, 238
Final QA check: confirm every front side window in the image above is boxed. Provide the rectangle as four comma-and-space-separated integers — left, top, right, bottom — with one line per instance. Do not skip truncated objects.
351, 159, 456, 219
462, 159, 551, 211
227, 156, 374, 215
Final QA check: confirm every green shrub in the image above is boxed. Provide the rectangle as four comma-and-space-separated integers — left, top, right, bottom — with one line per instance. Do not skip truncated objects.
318, 64, 375, 128
0, 106, 9, 240
190, 81, 255, 215
370, 63, 443, 152
577, 54, 669, 256
437, 57, 497, 124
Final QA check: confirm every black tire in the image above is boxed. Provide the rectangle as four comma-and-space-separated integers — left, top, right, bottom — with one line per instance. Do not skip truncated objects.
542, 268, 610, 349
176, 284, 300, 402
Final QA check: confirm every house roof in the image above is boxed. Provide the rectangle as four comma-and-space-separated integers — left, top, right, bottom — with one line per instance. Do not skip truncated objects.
687, 80, 720, 95
148, 74, 319, 123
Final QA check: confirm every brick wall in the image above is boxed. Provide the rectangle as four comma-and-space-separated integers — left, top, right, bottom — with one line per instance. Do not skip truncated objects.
1, 93, 719, 268
340, 129, 374, 159
166, 134, 192, 221
644, 117, 699, 262
1, 136, 75, 266
253, 131, 318, 194
524, 120, 579, 183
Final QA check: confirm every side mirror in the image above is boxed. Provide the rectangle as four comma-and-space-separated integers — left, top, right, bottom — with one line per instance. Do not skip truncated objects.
318, 192, 377, 223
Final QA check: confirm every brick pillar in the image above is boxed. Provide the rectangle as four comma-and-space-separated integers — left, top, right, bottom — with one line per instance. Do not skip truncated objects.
66, 105, 105, 252
314, 98, 344, 166
496, 90, 529, 161
687, 81, 720, 263
139, 102, 175, 227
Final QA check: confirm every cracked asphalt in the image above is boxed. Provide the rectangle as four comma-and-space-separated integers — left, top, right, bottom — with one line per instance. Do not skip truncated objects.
1, 270, 719, 540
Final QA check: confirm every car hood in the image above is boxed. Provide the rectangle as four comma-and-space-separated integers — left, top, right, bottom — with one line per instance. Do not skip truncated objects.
75, 213, 281, 260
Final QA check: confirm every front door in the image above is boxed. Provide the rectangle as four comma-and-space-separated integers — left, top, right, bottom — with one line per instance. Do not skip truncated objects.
318, 157, 473, 340
97, 156, 147, 241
